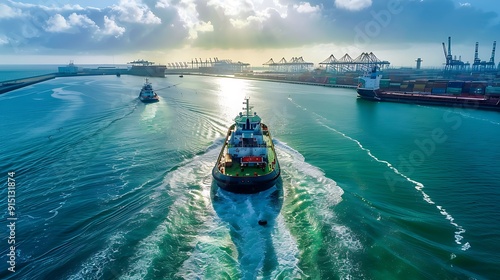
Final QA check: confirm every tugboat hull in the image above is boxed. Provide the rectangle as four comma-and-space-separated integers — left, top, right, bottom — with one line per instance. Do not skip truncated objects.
139, 97, 159, 103
212, 165, 280, 194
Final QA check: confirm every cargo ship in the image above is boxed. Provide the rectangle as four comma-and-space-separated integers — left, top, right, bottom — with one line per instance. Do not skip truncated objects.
128, 60, 166, 77
212, 98, 281, 194
357, 67, 500, 111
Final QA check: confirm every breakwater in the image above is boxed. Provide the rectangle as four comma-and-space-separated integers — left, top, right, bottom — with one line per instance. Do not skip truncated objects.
0, 74, 57, 94
0, 72, 126, 94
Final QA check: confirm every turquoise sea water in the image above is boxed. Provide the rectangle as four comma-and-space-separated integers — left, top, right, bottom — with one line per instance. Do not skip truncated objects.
0, 65, 59, 82
1, 69, 499, 279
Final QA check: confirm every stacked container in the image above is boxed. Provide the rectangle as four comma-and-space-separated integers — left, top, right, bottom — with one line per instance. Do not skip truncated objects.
446, 81, 464, 94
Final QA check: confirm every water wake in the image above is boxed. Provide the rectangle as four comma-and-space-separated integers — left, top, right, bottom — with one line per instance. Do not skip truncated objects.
311, 110, 470, 251
67, 136, 361, 278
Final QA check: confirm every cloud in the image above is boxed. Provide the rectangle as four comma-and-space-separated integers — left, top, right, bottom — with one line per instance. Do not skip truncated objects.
101, 15, 126, 37
0, 36, 9, 45
294, 2, 321, 14
45, 13, 99, 33
68, 13, 98, 28
155, 0, 171, 9
207, 0, 255, 17
112, 0, 161, 24
45, 14, 72, 32
0, 3, 23, 18
335, 0, 372, 12
0, 0, 499, 64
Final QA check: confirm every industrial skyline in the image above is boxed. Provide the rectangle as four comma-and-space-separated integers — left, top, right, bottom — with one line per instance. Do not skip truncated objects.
1, 0, 500, 68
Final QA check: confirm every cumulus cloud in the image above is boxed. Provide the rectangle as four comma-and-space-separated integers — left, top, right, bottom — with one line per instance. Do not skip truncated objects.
45, 14, 71, 32
335, 0, 372, 11
112, 0, 161, 24
156, 0, 171, 9
45, 13, 98, 33
101, 15, 126, 37
68, 13, 97, 28
294, 2, 321, 14
0, 0, 499, 62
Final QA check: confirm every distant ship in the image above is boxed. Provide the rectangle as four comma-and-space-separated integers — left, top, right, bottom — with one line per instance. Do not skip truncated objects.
357, 67, 500, 111
128, 60, 166, 77
212, 98, 281, 194
138, 78, 159, 103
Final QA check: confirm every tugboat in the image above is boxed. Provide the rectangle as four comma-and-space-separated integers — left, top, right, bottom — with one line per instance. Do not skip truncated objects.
212, 98, 281, 194
138, 78, 159, 103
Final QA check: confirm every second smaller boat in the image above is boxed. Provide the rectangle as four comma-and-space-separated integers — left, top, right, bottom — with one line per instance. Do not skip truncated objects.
139, 78, 160, 103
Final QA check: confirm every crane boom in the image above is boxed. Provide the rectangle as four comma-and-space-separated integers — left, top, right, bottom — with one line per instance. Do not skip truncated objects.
442, 42, 448, 63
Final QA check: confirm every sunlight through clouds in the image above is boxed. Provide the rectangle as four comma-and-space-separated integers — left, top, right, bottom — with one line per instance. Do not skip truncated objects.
0, 0, 499, 66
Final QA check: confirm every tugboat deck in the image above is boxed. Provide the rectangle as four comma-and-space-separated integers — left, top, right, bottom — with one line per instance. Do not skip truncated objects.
222, 132, 276, 177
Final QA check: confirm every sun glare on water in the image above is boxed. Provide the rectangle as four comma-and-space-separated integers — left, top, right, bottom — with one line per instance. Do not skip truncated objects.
216, 78, 250, 120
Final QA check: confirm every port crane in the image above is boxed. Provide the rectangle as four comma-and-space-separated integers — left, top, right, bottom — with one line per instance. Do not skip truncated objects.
487, 41, 496, 70
471, 40, 496, 72
442, 36, 469, 71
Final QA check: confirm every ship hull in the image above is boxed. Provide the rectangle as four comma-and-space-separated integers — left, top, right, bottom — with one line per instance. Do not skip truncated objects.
357, 89, 500, 111
356, 88, 381, 100
212, 167, 280, 194
139, 97, 159, 103
129, 65, 166, 77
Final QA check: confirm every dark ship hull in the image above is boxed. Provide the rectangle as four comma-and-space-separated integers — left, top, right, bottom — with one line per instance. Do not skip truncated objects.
357, 88, 500, 111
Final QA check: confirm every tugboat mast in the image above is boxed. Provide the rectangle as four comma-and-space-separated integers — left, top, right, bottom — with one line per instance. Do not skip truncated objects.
243, 97, 252, 116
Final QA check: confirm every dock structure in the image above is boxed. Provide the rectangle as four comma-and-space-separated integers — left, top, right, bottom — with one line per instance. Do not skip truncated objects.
319, 52, 390, 73
262, 57, 314, 72
167, 62, 189, 69
165, 57, 250, 74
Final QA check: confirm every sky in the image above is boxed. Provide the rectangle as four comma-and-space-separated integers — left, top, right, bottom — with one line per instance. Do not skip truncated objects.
1, 0, 500, 68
